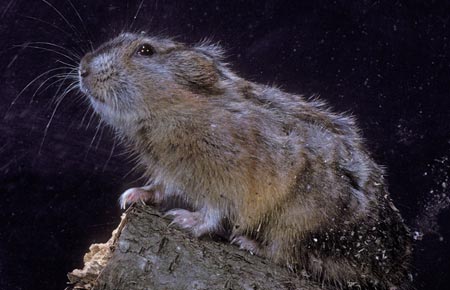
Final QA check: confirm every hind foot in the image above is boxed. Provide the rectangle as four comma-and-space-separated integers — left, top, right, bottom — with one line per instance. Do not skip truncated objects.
164, 208, 219, 237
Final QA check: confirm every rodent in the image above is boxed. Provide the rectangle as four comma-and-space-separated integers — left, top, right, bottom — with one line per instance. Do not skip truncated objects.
78, 32, 412, 289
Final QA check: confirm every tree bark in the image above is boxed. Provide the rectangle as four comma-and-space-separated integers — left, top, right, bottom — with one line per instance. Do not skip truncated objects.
66, 204, 328, 290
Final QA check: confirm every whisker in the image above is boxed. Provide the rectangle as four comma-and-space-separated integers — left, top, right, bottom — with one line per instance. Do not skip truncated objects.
123, 161, 142, 180
66, 0, 94, 51
27, 41, 82, 60
79, 106, 92, 129
102, 137, 117, 172
56, 80, 79, 101
38, 83, 80, 143
56, 58, 78, 67
14, 44, 78, 63
95, 126, 105, 150
55, 59, 78, 70
38, 72, 78, 99
84, 120, 102, 159
7, 66, 70, 113
20, 15, 72, 38
54, 82, 79, 107
86, 109, 97, 130
124, 0, 130, 31
39, 96, 63, 155
41, 0, 84, 42
69, 90, 84, 107
53, 78, 79, 100
50, 68, 78, 105
13, 43, 82, 76
30, 72, 72, 103
1, 0, 14, 19
130, 0, 145, 31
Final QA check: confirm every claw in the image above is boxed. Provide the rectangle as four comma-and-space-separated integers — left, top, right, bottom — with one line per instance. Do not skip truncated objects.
119, 186, 158, 209
230, 235, 260, 255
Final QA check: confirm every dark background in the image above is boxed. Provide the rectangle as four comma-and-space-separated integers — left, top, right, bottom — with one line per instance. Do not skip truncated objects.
1, 0, 449, 289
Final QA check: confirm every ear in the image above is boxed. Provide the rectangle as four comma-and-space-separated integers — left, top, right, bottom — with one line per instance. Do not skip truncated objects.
193, 40, 225, 60
172, 50, 220, 92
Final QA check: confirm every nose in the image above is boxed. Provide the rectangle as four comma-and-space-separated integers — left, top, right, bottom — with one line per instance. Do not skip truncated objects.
79, 68, 89, 78
79, 52, 93, 78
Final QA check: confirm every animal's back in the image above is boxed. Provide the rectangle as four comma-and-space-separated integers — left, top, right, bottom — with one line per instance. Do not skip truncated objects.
237, 83, 412, 289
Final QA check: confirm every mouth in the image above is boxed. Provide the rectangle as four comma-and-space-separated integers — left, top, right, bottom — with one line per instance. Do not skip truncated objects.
78, 79, 88, 95
79, 75, 106, 104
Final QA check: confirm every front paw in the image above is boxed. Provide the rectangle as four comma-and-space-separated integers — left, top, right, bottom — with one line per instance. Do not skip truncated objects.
164, 209, 207, 237
119, 186, 162, 209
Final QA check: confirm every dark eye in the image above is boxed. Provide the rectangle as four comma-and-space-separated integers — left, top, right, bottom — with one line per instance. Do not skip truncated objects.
136, 43, 155, 56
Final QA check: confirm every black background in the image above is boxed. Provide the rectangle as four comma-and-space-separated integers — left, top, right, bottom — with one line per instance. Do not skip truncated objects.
1, 1, 449, 289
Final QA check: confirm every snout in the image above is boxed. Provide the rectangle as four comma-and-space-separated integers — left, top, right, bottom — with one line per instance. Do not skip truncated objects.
78, 52, 93, 94
78, 50, 121, 105
79, 52, 93, 79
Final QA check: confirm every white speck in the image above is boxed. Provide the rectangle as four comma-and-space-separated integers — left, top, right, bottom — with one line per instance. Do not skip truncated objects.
413, 231, 423, 241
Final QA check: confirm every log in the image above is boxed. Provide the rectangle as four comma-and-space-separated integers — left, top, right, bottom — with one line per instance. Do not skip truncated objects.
66, 204, 329, 290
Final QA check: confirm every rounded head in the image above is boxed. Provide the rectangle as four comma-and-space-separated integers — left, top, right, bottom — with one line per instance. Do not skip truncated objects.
78, 32, 226, 126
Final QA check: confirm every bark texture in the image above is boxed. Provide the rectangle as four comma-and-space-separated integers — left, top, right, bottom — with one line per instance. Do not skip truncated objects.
66, 204, 328, 290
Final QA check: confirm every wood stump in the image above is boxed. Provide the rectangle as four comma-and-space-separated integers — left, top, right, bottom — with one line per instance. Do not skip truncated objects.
66, 204, 328, 290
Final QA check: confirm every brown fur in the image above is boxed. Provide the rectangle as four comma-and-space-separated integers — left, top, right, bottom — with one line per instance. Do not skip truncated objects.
78, 33, 412, 289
